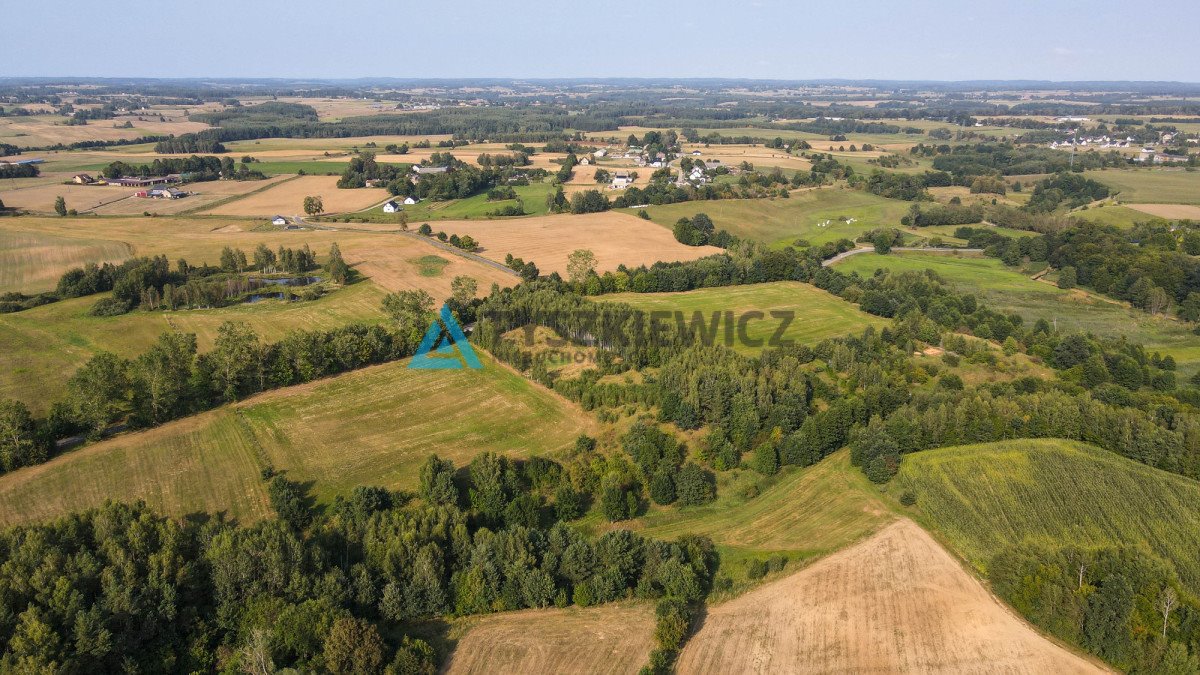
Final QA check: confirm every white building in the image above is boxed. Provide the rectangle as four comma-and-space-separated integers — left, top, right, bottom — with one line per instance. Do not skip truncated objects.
382, 200, 401, 213
272, 215, 289, 226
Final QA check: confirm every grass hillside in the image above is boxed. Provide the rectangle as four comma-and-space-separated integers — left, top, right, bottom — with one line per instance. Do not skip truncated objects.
892, 439, 1200, 588
596, 281, 888, 355
0, 281, 389, 414
834, 251, 1200, 375
1093, 169, 1200, 204
634, 450, 895, 585
629, 187, 912, 248
0, 354, 595, 526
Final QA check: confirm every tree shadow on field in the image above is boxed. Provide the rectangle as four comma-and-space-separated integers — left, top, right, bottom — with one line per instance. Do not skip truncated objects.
384, 618, 457, 669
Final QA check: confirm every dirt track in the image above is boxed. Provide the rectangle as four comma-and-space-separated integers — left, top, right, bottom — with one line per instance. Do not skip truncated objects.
677, 519, 1108, 674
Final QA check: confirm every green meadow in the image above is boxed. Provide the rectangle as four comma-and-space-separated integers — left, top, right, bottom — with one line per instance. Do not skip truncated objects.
893, 439, 1200, 588
596, 281, 888, 355
0, 353, 594, 527
630, 187, 912, 248
834, 251, 1200, 375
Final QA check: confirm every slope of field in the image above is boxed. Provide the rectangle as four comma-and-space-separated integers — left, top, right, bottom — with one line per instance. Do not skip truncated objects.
833, 251, 1200, 375
893, 440, 1200, 588
596, 281, 887, 355
0, 229, 132, 293
444, 603, 655, 675
200, 176, 389, 216
434, 212, 723, 275
1095, 169, 1200, 204
677, 519, 1106, 674
0, 354, 595, 526
630, 187, 912, 248
636, 450, 894, 561
0, 281, 388, 413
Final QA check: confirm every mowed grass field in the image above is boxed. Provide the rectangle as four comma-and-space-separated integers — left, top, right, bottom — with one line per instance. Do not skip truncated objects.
834, 251, 1200, 375
636, 451, 894, 563
0, 281, 388, 413
0, 354, 595, 526
1094, 169, 1200, 204
629, 187, 912, 248
596, 281, 887, 355
892, 440, 1200, 589
0, 229, 132, 293
444, 602, 655, 675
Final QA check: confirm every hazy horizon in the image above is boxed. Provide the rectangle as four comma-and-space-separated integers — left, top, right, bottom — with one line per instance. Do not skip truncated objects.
4, 0, 1198, 82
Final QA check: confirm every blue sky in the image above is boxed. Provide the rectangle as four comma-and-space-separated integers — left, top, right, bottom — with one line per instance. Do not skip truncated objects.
3, 0, 1197, 82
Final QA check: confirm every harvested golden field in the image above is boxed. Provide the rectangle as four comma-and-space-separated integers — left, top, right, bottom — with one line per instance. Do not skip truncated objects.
680, 143, 813, 172
90, 175, 295, 215
200, 176, 390, 216
0, 115, 209, 147
0, 216, 509, 299
435, 212, 724, 274
0, 229, 132, 293
677, 519, 1106, 674
0, 181, 134, 213
444, 603, 656, 675
1125, 203, 1200, 220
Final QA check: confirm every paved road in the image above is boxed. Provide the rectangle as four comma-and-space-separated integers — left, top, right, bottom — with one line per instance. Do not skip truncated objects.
822, 246, 984, 267
290, 215, 520, 277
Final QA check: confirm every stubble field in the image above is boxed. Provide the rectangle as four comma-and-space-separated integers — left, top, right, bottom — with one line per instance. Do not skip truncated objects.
676, 519, 1106, 674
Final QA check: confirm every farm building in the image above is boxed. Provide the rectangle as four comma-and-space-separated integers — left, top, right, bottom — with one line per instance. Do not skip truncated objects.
593, 148, 607, 158
578, 157, 590, 166
382, 200, 401, 213
611, 172, 632, 189
71, 173, 96, 184
272, 215, 289, 226
412, 165, 449, 175
403, 196, 419, 205
691, 150, 702, 156
108, 175, 179, 187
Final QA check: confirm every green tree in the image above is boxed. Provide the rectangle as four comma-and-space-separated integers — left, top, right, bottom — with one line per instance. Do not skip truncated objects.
450, 275, 477, 308
418, 454, 458, 506
67, 351, 129, 440
1058, 266, 1077, 289
54, 195, 67, 216
0, 399, 45, 471
129, 332, 197, 426
303, 195, 324, 216
322, 617, 384, 675
566, 249, 597, 285
209, 321, 260, 402
325, 242, 351, 284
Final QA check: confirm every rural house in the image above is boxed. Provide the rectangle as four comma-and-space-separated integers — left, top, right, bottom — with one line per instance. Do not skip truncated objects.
404, 196, 419, 205
72, 173, 95, 184
272, 215, 289, 226
382, 200, 401, 213
611, 171, 632, 188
